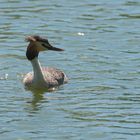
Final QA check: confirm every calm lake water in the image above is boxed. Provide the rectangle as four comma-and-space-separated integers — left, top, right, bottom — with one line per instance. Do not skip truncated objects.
0, 0, 140, 139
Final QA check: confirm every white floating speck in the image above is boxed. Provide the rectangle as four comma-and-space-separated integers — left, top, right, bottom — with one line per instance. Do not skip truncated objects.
5, 74, 8, 79
77, 32, 85, 36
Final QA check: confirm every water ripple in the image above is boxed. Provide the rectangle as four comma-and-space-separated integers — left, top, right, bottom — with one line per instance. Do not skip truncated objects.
0, 0, 140, 140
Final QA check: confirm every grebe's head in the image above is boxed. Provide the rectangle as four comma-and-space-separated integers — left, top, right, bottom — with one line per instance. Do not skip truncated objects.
26, 35, 64, 60
26, 35, 64, 52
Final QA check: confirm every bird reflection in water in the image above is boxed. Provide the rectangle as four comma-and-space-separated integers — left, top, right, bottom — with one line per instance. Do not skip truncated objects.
26, 89, 51, 113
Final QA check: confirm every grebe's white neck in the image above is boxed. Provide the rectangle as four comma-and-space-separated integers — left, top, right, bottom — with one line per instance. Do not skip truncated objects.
31, 57, 45, 82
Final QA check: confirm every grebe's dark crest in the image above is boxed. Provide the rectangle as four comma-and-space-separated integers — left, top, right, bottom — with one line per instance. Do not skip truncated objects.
23, 35, 68, 91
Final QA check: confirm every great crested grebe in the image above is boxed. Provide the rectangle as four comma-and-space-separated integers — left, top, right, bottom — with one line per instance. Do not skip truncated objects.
23, 35, 68, 91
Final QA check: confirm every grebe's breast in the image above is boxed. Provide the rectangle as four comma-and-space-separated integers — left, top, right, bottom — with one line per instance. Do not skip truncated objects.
23, 67, 68, 90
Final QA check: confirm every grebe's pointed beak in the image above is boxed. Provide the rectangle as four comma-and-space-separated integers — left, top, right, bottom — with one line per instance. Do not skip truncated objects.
42, 43, 64, 51
48, 46, 64, 51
